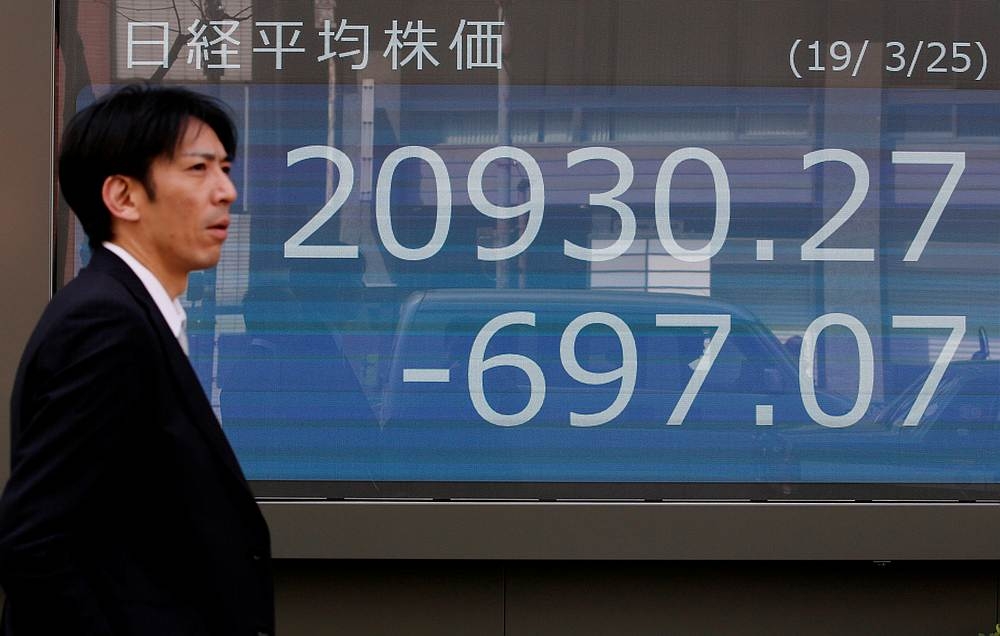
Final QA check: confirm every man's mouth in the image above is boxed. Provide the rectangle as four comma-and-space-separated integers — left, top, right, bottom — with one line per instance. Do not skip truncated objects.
207, 219, 230, 240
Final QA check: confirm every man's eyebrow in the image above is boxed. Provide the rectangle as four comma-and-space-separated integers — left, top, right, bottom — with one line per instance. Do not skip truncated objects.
180, 151, 233, 162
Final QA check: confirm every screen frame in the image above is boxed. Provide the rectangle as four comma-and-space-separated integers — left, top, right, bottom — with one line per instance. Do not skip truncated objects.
259, 500, 1000, 560
13, 0, 1000, 560
250, 480, 1000, 503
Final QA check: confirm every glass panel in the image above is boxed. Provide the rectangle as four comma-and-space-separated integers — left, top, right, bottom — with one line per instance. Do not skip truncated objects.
56, 0, 1000, 497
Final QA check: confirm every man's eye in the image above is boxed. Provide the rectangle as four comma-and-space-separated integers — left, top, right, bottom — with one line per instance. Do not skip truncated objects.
190, 163, 207, 171
222, 165, 232, 175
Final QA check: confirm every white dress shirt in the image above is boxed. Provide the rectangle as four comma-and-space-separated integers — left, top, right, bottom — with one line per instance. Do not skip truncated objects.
102, 242, 188, 354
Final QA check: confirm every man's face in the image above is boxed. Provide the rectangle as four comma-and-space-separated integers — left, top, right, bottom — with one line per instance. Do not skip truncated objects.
133, 118, 236, 290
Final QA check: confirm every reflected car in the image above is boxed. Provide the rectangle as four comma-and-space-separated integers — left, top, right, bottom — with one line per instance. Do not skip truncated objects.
379, 289, 848, 482
788, 358, 1000, 483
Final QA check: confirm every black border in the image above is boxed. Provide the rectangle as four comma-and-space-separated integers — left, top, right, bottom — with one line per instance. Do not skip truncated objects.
251, 480, 1000, 502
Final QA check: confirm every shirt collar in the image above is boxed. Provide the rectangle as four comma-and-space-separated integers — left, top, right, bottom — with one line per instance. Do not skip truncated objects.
102, 242, 187, 340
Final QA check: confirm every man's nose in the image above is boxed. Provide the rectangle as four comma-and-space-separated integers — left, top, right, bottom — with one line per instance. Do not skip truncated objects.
215, 170, 237, 204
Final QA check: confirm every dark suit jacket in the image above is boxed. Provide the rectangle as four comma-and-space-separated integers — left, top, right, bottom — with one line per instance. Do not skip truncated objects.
0, 247, 274, 636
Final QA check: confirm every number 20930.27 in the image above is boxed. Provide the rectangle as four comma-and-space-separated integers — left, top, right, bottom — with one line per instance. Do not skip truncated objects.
284, 145, 965, 264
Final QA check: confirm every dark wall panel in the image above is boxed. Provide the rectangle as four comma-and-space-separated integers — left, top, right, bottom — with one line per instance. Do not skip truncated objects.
274, 560, 504, 636
505, 561, 997, 635
273, 560, 999, 636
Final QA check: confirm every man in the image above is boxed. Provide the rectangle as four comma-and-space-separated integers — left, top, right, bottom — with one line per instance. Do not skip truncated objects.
0, 85, 274, 635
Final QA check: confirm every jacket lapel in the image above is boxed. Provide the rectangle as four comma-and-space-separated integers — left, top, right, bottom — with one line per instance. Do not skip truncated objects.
85, 248, 254, 496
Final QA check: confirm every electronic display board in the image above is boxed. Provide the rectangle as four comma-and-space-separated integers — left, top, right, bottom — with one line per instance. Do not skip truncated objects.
57, 0, 1000, 501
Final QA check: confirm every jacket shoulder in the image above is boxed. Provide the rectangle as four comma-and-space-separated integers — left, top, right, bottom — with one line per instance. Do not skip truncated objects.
20, 269, 159, 373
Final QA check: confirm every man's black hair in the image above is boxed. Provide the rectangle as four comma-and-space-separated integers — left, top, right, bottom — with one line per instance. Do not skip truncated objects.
58, 84, 238, 248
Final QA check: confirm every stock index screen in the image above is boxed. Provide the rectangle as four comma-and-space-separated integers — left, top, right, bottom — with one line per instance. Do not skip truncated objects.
59, 0, 1000, 499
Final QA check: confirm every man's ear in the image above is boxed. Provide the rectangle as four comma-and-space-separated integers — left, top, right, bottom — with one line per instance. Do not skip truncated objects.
102, 175, 143, 222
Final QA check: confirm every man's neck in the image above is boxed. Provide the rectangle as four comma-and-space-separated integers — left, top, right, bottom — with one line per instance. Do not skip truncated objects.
106, 239, 187, 298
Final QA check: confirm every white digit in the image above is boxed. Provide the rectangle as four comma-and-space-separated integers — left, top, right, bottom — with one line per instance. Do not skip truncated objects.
891, 315, 965, 427
830, 41, 851, 71
799, 313, 873, 428
468, 147, 544, 261
564, 148, 636, 262
375, 146, 451, 261
927, 42, 948, 72
560, 312, 637, 427
891, 151, 965, 262
285, 145, 357, 259
655, 314, 731, 426
655, 148, 731, 262
807, 40, 824, 71
886, 41, 906, 72
801, 149, 873, 262
952, 42, 972, 73
468, 312, 545, 427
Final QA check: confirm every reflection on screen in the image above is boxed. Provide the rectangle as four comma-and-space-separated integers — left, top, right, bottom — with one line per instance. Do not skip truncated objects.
60, 1, 1000, 494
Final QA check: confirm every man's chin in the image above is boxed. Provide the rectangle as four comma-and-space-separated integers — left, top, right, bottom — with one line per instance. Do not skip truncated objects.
192, 251, 223, 272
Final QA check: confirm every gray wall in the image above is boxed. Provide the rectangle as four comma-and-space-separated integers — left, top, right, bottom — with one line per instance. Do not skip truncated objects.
0, 0, 54, 613
1, 1, 55, 486
3, 4, 999, 635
